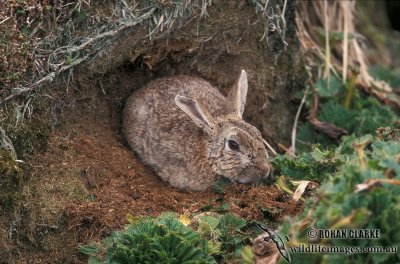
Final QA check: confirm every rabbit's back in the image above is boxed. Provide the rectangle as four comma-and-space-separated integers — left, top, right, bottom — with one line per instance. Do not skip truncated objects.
123, 76, 228, 187
137, 76, 229, 116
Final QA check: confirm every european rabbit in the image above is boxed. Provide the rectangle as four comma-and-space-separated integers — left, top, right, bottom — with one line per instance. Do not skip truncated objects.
123, 70, 270, 191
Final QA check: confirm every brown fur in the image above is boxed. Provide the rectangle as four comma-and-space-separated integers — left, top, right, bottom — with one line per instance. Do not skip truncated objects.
123, 70, 270, 191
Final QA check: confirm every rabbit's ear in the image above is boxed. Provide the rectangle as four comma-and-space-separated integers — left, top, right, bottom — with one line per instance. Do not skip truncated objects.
175, 95, 215, 133
227, 69, 248, 119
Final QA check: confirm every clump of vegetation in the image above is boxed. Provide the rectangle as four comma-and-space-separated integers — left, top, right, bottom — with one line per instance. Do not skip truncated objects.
81, 213, 252, 263
0, 148, 24, 210
0, 100, 51, 158
213, 177, 232, 194
269, 56, 399, 263
0, 1, 48, 87
5, 118, 50, 157
280, 131, 400, 263
81, 213, 216, 263
369, 65, 400, 88
297, 75, 398, 153
272, 147, 338, 182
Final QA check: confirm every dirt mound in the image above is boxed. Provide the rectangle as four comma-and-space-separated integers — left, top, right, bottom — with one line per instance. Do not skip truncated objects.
21, 117, 302, 263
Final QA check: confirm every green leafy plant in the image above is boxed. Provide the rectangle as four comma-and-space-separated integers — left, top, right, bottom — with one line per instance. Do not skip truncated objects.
81, 213, 252, 263
213, 177, 232, 194
297, 75, 398, 152
280, 132, 400, 264
81, 213, 216, 263
369, 65, 400, 87
272, 147, 338, 182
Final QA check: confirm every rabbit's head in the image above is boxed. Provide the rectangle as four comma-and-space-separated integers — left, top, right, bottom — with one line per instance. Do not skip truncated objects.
175, 70, 271, 184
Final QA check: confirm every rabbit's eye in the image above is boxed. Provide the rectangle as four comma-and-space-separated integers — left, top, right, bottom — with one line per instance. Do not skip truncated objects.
228, 140, 239, 151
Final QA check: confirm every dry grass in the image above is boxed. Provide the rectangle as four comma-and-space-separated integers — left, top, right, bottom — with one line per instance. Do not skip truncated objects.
251, 0, 288, 45
289, 0, 400, 155
295, 0, 398, 105
0, 127, 17, 159
0, 0, 213, 106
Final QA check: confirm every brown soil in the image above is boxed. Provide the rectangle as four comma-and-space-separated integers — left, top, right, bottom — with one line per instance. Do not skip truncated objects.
19, 115, 302, 263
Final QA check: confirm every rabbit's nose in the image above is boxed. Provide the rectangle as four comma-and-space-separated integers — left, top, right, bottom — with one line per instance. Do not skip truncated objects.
238, 174, 260, 184
259, 162, 271, 178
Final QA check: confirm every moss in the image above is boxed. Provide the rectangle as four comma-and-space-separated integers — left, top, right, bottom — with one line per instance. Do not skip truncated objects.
2, 99, 51, 158
6, 119, 50, 157
0, 148, 24, 210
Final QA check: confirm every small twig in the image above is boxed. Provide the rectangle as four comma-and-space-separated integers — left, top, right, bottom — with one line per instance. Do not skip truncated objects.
0, 17, 10, 25
0, 127, 18, 159
21, 97, 32, 122
280, 0, 288, 41
307, 79, 348, 140
70, 7, 156, 54
342, 1, 350, 83
297, 195, 320, 232
1, 55, 89, 104
323, 0, 331, 78
290, 85, 310, 153
2, 73, 56, 104
278, 143, 296, 159
263, 139, 277, 156
99, 80, 106, 95
257, 0, 287, 46
309, 83, 319, 119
